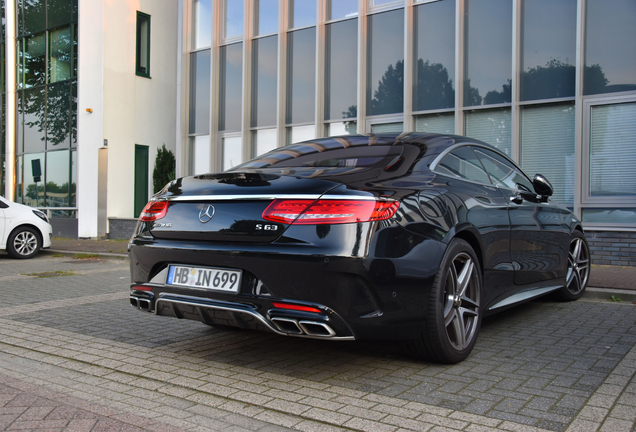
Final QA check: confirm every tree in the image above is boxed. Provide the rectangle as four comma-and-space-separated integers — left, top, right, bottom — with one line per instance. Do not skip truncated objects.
153, 145, 176, 193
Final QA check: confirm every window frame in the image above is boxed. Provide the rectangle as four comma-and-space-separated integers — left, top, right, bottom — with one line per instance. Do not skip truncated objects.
135, 11, 151, 78
581, 93, 636, 207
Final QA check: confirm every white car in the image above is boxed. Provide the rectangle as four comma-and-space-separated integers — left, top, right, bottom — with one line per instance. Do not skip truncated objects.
0, 196, 52, 259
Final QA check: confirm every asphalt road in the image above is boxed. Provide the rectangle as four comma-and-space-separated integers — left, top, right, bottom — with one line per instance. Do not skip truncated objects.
0, 253, 635, 432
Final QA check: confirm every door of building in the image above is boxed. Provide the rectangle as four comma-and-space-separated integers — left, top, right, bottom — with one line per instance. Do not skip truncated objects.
134, 145, 149, 218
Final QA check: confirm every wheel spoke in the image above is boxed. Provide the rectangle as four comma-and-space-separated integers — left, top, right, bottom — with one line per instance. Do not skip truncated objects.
451, 311, 467, 348
445, 307, 457, 327
460, 296, 479, 309
456, 259, 474, 298
572, 239, 582, 261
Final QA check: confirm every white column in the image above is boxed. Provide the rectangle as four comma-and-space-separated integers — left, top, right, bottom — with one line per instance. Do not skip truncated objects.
4, 0, 16, 200
77, 0, 105, 238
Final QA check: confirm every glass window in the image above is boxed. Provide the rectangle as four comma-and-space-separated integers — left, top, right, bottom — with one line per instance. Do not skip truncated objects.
413, 0, 455, 111
72, 24, 78, 78
584, 0, 636, 95
219, 43, 243, 132
287, 125, 315, 144
464, 0, 512, 106
189, 49, 211, 135
135, 12, 150, 77
23, 152, 45, 207
328, 0, 358, 20
436, 146, 491, 184
47, 82, 71, 148
370, 122, 403, 133
474, 147, 534, 192
46, 150, 71, 207
521, 103, 575, 205
23, 87, 46, 153
48, 0, 73, 28
287, 28, 316, 125
15, 155, 23, 202
255, 0, 278, 36
371, 0, 403, 6
589, 102, 636, 196
325, 19, 357, 121
290, 0, 316, 28
251, 36, 278, 127
465, 108, 512, 156
325, 121, 357, 136
415, 113, 455, 134
192, 0, 212, 49
23, 0, 45, 35
71, 82, 77, 147
70, 149, 76, 206
252, 128, 277, 157
190, 135, 210, 175
582, 208, 636, 225
223, 136, 242, 170
367, 9, 404, 116
24, 33, 46, 88
49, 26, 72, 83
224, 0, 243, 39
521, 0, 576, 101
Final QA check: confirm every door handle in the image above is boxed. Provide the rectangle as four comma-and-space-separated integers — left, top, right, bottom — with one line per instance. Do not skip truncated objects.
509, 194, 523, 205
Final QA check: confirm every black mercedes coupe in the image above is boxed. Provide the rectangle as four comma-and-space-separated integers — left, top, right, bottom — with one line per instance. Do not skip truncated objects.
129, 133, 590, 363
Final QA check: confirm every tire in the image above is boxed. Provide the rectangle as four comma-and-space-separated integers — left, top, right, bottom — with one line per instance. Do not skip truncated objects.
555, 231, 590, 301
7, 226, 42, 259
405, 239, 482, 364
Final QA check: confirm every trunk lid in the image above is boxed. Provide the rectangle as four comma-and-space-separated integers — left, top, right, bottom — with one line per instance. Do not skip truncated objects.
149, 173, 344, 242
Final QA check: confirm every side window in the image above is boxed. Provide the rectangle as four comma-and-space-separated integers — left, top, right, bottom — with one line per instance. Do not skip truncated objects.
436, 146, 492, 184
136, 12, 151, 77
474, 147, 534, 192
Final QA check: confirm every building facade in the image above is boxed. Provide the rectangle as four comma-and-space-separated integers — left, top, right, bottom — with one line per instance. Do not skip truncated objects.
177, 0, 636, 265
2, 0, 178, 238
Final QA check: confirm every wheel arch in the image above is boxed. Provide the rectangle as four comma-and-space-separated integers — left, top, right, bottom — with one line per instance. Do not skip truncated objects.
8, 223, 44, 245
451, 227, 484, 273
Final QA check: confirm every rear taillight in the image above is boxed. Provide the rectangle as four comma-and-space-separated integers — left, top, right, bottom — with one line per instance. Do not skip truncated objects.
139, 200, 168, 222
262, 199, 399, 225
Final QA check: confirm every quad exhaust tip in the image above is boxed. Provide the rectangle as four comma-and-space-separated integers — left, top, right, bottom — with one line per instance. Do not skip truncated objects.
270, 317, 336, 337
130, 295, 151, 311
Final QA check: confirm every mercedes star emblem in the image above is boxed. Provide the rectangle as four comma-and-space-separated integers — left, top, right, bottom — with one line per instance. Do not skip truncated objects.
198, 205, 216, 223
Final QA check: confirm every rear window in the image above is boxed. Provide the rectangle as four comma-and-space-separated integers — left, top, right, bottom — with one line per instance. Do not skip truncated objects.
230, 137, 403, 171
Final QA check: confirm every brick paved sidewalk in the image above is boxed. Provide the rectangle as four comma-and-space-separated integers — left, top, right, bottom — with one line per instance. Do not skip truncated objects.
0, 371, 186, 432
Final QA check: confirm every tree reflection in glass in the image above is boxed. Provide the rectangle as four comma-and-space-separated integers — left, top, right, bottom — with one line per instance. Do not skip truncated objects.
413, 0, 455, 111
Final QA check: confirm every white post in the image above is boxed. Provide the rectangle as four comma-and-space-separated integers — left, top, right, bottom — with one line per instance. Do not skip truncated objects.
5, 0, 16, 200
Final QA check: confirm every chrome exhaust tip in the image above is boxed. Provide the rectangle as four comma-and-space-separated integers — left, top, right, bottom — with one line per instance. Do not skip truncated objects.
298, 320, 337, 337
270, 317, 303, 335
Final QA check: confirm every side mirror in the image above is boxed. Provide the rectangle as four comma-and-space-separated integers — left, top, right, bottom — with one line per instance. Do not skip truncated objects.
533, 174, 553, 197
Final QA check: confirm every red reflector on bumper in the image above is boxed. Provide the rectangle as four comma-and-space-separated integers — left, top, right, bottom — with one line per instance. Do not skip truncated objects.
272, 302, 322, 313
132, 285, 152, 292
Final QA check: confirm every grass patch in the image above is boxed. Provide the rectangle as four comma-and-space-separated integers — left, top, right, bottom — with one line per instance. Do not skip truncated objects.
73, 253, 99, 260
22, 270, 78, 278
51, 253, 64, 258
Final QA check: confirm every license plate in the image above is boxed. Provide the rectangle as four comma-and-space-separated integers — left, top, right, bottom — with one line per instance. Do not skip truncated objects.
166, 265, 242, 293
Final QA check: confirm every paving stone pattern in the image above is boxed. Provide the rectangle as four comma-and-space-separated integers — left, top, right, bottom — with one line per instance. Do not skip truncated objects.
0, 254, 635, 432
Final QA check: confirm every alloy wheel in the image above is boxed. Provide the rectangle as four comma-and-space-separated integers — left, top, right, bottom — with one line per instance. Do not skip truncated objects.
566, 237, 590, 295
13, 231, 38, 256
442, 252, 480, 351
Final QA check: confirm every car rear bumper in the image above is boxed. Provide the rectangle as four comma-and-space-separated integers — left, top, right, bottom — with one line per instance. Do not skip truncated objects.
128, 226, 445, 340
